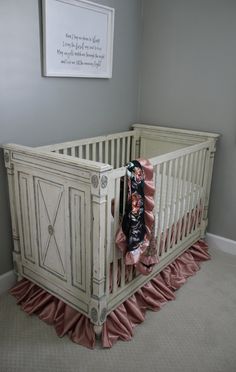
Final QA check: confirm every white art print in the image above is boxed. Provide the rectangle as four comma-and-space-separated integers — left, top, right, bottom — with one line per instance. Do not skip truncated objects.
42, 0, 115, 78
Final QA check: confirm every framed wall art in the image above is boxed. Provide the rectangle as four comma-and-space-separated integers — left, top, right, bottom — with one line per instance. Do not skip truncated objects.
42, 0, 115, 78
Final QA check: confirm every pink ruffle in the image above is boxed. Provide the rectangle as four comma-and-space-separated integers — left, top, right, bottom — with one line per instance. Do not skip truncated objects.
10, 280, 95, 349
9, 240, 209, 349
102, 239, 210, 348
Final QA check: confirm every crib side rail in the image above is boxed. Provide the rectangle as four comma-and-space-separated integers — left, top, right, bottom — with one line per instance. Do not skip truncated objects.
107, 139, 216, 314
3, 144, 112, 324
36, 130, 139, 168
151, 140, 211, 259
133, 123, 219, 144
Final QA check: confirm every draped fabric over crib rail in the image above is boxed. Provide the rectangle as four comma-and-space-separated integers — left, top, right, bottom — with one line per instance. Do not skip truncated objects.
115, 158, 157, 273
10, 240, 209, 349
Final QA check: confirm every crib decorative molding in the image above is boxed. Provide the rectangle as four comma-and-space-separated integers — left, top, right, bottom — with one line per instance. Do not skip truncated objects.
3, 124, 219, 330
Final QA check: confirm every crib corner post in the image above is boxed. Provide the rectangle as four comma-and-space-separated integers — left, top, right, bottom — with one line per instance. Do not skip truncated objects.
132, 129, 141, 159
94, 324, 103, 339
200, 139, 218, 238
3, 148, 23, 280
90, 168, 111, 327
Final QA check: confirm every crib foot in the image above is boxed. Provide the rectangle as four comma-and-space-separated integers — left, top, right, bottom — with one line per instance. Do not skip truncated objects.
17, 273, 23, 282
94, 325, 103, 339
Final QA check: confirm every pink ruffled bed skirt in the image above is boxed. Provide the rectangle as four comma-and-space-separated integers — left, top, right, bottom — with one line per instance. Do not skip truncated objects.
10, 240, 209, 349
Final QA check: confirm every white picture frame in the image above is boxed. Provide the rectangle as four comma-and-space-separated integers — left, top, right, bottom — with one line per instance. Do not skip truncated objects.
42, 0, 115, 78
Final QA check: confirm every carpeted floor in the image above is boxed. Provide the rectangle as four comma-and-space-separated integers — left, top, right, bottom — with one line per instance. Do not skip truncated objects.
0, 246, 236, 372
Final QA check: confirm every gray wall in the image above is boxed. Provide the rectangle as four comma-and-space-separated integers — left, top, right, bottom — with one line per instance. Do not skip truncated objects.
0, 0, 141, 275
139, 0, 236, 240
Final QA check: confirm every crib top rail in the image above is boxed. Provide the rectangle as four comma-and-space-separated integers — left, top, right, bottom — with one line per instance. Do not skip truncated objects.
133, 123, 220, 141
149, 140, 213, 166
35, 130, 135, 152
3, 143, 112, 173
110, 139, 212, 178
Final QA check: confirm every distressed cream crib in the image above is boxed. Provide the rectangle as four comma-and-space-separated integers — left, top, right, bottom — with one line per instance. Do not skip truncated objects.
3, 124, 219, 334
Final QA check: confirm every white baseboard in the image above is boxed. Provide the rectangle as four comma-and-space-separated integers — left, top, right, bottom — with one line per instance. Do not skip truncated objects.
0, 270, 17, 296
206, 233, 236, 255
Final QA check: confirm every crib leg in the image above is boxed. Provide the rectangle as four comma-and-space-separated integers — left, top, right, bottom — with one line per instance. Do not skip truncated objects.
12, 252, 23, 282
17, 273, 23, 282
94, 325, 103, 339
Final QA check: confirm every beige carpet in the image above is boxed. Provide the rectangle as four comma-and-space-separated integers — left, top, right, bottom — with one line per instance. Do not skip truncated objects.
0, 246, 236, 372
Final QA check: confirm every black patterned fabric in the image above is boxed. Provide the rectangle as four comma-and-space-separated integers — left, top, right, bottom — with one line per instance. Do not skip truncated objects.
122, 160, 146, 253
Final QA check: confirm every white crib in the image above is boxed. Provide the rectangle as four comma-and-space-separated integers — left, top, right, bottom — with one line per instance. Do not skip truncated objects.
3, 124, 219, 333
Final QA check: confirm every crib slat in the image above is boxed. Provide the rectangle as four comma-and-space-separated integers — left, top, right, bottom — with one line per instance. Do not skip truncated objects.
112, 178, 121, 293
118, 170, 130, 287
99, 142, 103, 163
177, 154, 189, 244
181, 153, 191, 239
182, 152, 193, 239
187, 150, 199, 234
195, 149, 205, 228
91, 143, 96, 161
105, 140, 109, 164
111, 139, 115, 168
71, 147, 75, 157
189, 151, 197, 234
201, 147, 212, 225
200, 148, 209, 222
184, 152, 193, 237
127, 266, 133, 283
186, 151, 197, 235
122, 174, 127, 216
193, 150, 202, 231
161, 160, 173, 256
190, 149, 200, 229
74, 146, 78, 157
199, 149, 206, 187
116, 138, 120, 168
172, 156, 184, 246
114, 179, 120, 231
156, 162, 167, 257
120, 207, 126, 289
78, 146, 83, 158
131, 134, 137, 159
121, 137, 125, 166
179, 153, 190, 241
126, 136, 131, 163
166, 158, 178, 252
85, 144, 89, 160
196, 150, 203, 228
106, 178, 114, 296
153, 164, 161, 238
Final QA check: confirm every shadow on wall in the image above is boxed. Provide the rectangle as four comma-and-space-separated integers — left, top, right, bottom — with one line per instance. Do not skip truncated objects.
0, 148, 13, 275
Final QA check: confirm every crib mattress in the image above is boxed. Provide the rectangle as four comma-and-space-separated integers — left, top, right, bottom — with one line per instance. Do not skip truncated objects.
155, 174, 203, 231
111, 175, 203, 236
